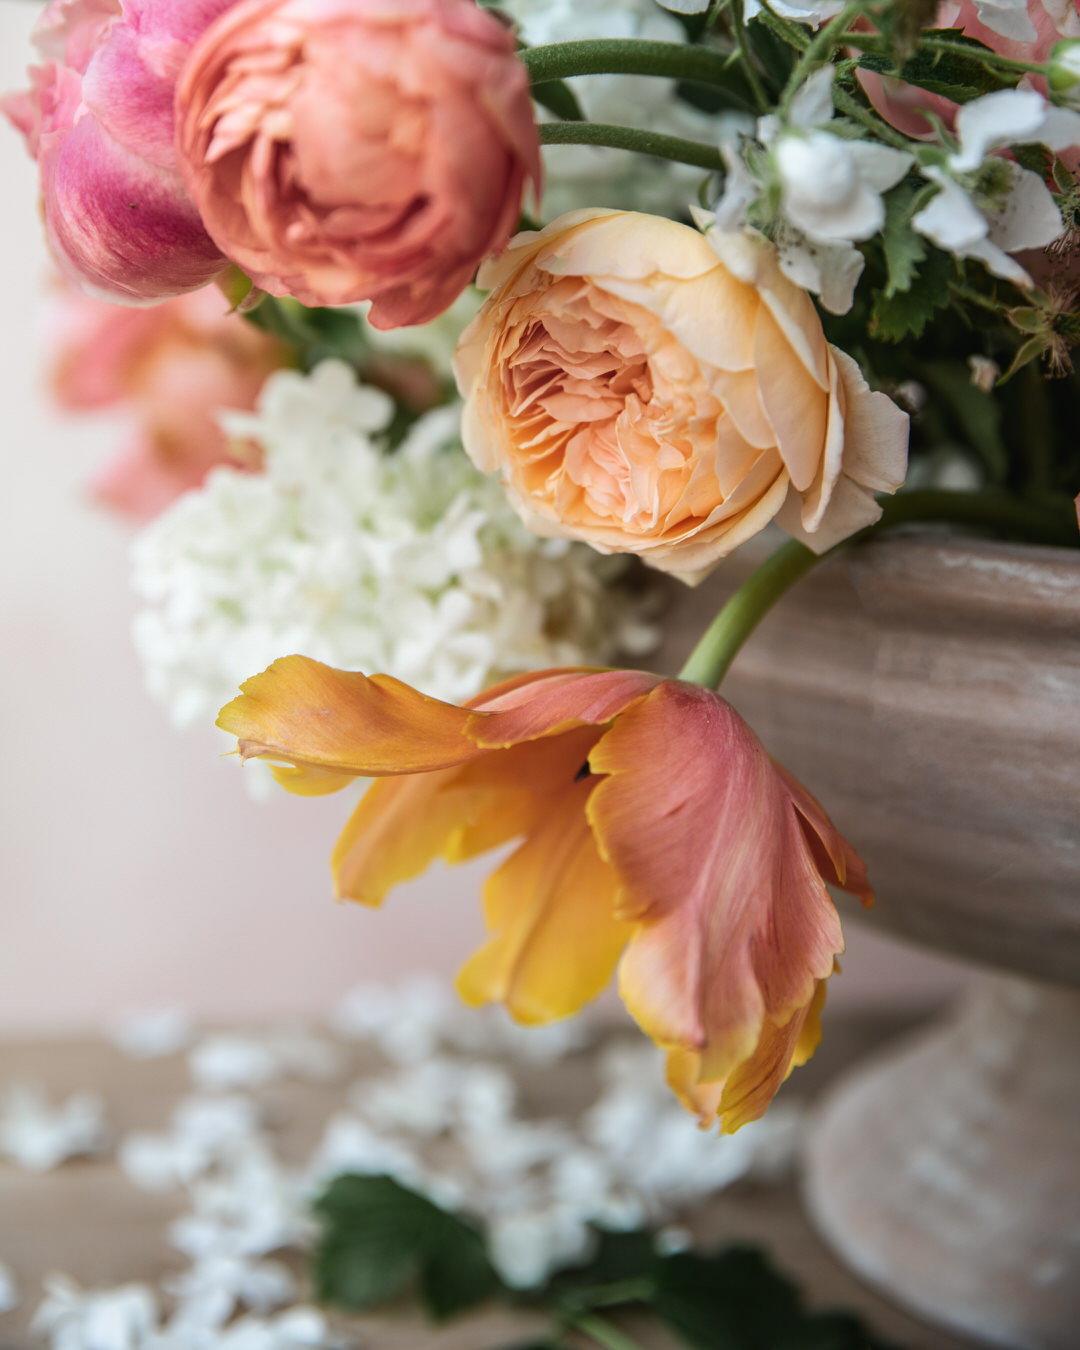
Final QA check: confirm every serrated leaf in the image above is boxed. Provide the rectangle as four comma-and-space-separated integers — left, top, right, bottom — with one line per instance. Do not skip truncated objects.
880, 182, 932, 299
870, 248, 953, 341
856, 27, 1013, 103
313, 1174, 501, 1320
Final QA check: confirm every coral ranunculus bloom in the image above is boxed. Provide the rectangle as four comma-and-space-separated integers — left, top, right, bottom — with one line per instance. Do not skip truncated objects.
175, 0, 542, 328
218, 659, 873, 1131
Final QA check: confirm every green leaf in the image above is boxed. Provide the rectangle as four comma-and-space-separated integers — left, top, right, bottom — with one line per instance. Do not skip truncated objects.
856, 28, 1013, 103
313, 1174, 502, 1320
652, 1247, 901, 1350
530, 79, 585, 122
870, 247, 953, 342
880, 181, 935, 299
654, 1247, 803, 1350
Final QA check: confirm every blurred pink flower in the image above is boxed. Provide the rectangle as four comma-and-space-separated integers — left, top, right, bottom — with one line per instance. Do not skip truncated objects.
51, 282, 287, 519
2, 0, 232, 302
175, 0, 542, 328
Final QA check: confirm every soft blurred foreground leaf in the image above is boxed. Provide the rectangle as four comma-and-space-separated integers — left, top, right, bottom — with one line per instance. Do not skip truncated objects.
314, 1173, 501, 1320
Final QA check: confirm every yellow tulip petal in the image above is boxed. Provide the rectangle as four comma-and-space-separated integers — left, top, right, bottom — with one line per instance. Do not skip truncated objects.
217, 656, 486, 778
456, 777, 631, 1025
665, 977, 829, 1134
331, 726, 605, 903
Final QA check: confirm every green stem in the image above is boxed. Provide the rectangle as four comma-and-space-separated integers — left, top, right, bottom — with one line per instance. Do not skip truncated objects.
565, 1311, 648, 1350
831, 83, 916, 152
679, 538, 819, 687
780, 1, 866, 112
520, 39, 738, 88
678, 488, 1079, 689
731, 0, 770, 113
540, 121, 724, 172
755, 0, 811, 51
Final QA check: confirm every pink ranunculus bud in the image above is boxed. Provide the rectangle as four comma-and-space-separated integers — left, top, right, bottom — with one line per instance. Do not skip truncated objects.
2, 0, 234, 303
50, 280, 287, 518
174, 0, 542, 329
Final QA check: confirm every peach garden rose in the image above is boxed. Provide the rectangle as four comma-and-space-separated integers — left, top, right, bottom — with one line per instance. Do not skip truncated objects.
454, 210, 910, 584
175, 0, 542, 328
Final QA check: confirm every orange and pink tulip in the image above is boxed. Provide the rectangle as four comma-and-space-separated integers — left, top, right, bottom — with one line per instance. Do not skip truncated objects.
218, 659, 872, 1132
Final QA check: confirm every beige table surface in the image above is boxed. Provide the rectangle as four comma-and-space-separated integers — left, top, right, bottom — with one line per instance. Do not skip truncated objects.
0, 1012, 979, 1350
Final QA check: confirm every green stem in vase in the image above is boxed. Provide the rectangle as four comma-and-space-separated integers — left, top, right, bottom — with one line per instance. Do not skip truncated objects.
521, 39, 740, 89
540, 121, 724, 171
678, 488, 1080, 690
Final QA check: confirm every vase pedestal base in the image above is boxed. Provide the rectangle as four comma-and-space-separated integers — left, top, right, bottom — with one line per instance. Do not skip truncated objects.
803, 976, 1080, 1350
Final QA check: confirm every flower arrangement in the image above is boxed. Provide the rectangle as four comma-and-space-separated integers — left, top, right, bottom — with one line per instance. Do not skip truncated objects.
8, 0, 1080, 1152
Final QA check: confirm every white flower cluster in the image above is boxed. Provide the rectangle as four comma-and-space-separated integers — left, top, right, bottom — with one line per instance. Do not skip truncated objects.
0, 1084, 110, 1172
501, 0, 719, 217
132, 361, 656, 733
14, 980, 804, 1350
704, 68, 1080, 310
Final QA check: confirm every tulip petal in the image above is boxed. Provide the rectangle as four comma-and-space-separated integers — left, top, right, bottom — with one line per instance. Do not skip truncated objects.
588, 681, 859, 1126
666, 976, 827, 1133
468, 667, 661, 747
332, 726, 603, 904
456, 777, 631, 1024
217, 656, 486, 778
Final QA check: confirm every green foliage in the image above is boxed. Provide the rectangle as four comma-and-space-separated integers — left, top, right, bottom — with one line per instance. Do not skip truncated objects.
870, 246, 953, 341
312, 1177, 903, 1348
313, 1174, 500, 1320
652, 1247, 900, 1350
855, 28, 1014, 103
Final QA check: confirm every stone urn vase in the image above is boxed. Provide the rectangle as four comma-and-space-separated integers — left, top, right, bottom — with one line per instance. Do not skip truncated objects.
664, 534, 1080, 1350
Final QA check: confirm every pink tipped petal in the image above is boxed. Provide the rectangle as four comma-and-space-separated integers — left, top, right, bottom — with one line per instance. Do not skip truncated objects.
588, 680, 861, 1124
467, 668, 661, 747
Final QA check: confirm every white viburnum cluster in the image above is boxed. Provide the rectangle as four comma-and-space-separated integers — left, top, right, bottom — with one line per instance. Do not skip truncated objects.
131, 361, 657, 733
500, 0, 719, 217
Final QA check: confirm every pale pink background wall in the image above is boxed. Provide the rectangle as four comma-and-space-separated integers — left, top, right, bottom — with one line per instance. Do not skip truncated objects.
0, 2, 970, 1035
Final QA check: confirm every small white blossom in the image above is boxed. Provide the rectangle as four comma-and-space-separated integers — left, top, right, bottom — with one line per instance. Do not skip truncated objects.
0, 1085, 109, 1172
0, 1260, 19, 1314
744, 0, 845, 26
119, 1095, 262, 1194
966, 0, 1039, 41
912, 88, 1080, 285
108, 1009, 193, 1061
189, 1038, 280, 1094
947, 87, 1080, 173
31, 1278, 158, 1350
709, 68, 911, 313
913, 165, 1062, 286
132, 363, 655, 742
